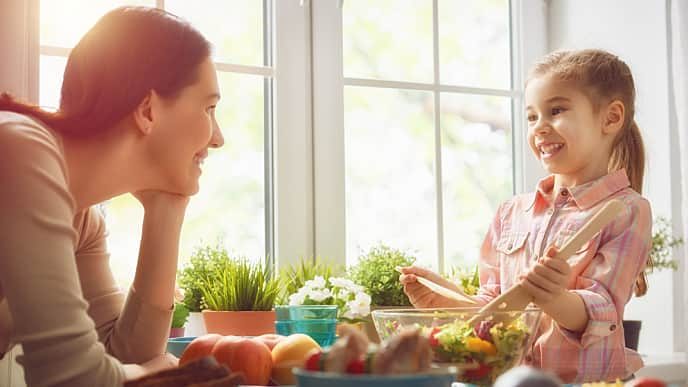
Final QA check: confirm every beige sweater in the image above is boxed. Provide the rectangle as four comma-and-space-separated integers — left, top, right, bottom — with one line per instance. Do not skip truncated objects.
0, 112, 173, 386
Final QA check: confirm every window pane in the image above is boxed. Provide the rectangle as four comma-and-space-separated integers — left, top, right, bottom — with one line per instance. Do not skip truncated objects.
440, 93, 512, 271
439, 0, 511, 89
345, 86, 437, 269
40, 0, 154, 47
166, 0, 263, 65
343, 0, 433, 83
39, 55, 67, 109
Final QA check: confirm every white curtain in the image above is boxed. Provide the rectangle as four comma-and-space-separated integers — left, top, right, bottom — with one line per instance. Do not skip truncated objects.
669, 0, 688, 354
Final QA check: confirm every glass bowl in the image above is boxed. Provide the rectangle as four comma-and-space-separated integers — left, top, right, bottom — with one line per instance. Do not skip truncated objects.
372, 307, 542, 386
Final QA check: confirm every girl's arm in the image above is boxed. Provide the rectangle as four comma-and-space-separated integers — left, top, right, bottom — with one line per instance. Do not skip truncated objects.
522, 197, 652, 341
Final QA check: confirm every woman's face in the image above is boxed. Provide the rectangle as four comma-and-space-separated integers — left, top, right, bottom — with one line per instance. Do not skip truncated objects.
147, 57, 224, 195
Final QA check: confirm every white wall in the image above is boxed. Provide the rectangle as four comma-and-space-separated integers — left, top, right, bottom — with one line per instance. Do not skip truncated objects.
548, 0, 677, 355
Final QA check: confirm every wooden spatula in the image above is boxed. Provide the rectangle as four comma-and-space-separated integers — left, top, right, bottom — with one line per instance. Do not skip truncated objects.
467, 199, 625, 326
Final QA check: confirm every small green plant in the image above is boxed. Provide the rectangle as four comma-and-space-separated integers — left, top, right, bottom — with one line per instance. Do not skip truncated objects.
347, 244, 415, 306
277, 257, 341, 304
171, 302, 190, 328
445, 264, 480, 296
648, 216, 684, 273
177, 245, 221, 312
197, 250, 282, 311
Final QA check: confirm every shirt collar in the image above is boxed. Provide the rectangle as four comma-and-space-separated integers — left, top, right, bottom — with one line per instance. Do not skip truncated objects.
525, 169, 631, 212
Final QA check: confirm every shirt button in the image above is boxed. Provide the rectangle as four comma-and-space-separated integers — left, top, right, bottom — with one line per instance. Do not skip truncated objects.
525, 355, 533, 362
561, 189, 568, 196
609, 324, 617, 331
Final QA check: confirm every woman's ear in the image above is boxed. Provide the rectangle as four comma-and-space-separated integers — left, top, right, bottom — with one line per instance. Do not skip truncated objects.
603, 100, 625, 135
133, 91, 155, 135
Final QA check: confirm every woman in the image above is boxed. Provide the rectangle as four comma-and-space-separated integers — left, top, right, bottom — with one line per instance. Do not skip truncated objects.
0, 6, 223, 386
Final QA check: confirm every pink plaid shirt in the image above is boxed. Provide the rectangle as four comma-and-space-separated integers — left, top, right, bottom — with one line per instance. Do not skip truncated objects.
475, 169, 651, 383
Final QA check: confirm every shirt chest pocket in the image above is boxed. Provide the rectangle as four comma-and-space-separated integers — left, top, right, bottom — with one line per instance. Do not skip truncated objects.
496, 231, 530, 256
551, 229, 597, 265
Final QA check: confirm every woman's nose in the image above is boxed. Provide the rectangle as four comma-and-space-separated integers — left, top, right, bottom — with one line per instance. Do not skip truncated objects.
210, 121, 224, 148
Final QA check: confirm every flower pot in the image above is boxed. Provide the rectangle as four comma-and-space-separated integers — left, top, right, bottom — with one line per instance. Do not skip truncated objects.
169, 327, 185, 338
185, 312, 207, 337
623, 319, 642, 351
202, 310, 276, 336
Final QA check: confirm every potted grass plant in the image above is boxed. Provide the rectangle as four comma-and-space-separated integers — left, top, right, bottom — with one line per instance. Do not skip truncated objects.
194, 245, 282, 336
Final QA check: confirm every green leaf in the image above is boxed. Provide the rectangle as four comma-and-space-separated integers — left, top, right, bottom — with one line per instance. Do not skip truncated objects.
347, 244, 415, 306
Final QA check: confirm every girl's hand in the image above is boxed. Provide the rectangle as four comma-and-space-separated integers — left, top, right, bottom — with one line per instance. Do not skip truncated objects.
519, 246, 572, 305
399, 266, 465, 308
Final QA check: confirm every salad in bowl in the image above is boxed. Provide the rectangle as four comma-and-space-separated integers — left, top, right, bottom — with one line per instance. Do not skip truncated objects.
372, 307, 542, 386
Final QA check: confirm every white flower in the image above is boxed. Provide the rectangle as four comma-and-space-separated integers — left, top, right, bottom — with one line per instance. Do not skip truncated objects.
329, 277, 354, 289
305, 276, 326, 289
288, 289, 307, 306
308, 288, 333, 302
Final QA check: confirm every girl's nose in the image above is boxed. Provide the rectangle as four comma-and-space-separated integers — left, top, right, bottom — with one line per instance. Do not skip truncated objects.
532, 119, 552, 135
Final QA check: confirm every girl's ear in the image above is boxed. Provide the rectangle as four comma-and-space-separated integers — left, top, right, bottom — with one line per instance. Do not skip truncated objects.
132, 91, 155, 136
603, 100, 625, 135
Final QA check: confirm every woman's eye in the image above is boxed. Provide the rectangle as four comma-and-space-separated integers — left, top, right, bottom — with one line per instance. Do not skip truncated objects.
207, 105, 216, 113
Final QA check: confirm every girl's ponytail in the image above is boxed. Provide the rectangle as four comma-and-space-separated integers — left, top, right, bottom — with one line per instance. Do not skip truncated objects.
609, 119, 649, 296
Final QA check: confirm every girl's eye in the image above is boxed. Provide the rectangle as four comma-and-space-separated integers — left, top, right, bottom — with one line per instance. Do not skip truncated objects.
527, 114, 537, 123
551, 107, 565, 115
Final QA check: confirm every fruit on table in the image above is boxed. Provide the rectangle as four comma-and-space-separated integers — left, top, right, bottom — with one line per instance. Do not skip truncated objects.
271, 333, 321, 385
179, 333, 223, 366
211, 336, 273, 385
255, 333, 287, 350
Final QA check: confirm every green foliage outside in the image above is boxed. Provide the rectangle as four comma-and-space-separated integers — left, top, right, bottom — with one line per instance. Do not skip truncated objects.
347, 244, 415, 306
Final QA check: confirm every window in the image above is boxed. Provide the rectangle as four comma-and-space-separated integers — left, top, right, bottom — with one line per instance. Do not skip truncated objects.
39, 0, 275, 287
312, 0, 531, 273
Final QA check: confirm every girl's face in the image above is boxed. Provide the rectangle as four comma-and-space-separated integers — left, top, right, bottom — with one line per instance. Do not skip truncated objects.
525, 73, 614, 186
146, 57, 224, 195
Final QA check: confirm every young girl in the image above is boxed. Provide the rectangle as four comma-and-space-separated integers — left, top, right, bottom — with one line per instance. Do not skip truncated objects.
399, 49, 652, 384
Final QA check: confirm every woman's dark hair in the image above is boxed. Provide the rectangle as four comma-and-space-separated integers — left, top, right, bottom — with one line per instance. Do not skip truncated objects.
0, 6, 211, 136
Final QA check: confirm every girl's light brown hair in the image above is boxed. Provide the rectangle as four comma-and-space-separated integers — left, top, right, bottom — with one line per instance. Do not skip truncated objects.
528, 49, 650, 296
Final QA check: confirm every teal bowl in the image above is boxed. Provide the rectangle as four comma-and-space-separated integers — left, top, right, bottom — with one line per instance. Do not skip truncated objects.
293, 368, 456, 387
166, 336, 196, 357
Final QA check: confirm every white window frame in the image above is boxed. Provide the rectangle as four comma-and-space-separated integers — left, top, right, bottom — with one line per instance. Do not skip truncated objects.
311, 0, 548, 271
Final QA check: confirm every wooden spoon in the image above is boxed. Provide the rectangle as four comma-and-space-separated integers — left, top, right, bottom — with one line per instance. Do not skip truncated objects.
466, 199, 625, 326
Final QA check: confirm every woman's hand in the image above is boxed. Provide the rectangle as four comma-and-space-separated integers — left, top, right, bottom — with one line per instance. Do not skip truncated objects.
519, 246, 571, 305
398, 266, 467, 308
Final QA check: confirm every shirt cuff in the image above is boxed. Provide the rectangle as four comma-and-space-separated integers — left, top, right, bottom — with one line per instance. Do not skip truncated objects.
559, 289, 618, 348
110, 287, 173, 364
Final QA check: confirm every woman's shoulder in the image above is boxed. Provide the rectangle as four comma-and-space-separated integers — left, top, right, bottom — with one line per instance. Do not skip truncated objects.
0, 111, 61, 153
